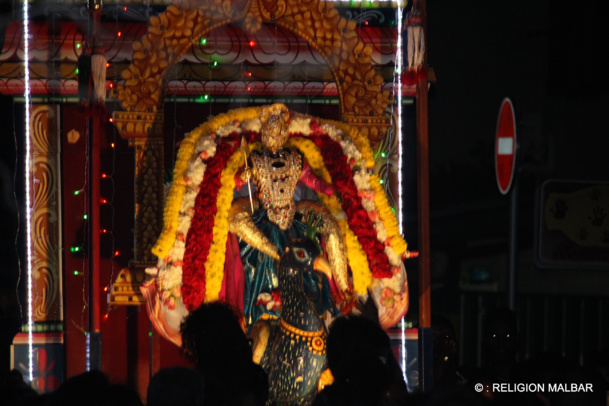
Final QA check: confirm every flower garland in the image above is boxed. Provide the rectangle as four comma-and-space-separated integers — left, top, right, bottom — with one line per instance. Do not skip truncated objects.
318, 120, 407, 259
319, 118, 376, 170
151, 136, 196, 258
161, 107, 261, 310
285, 136, 373, 294
180, 130, 260, 310
203, 135, 261, 303
151, 105, 407, 310
369, 174, 408, 255
306, 125, 392, 279
181, 134, 239, 310
325, 127, 407, 267
152, 107, 262, 258
314, 137, 392, 279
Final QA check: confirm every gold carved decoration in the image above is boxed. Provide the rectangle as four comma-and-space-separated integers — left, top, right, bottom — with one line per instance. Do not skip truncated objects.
113, 111, 164, 140
115, 0, 392, 124
30, 105, 62, 322
132, 137, 165, 263
109, 268, 146, 305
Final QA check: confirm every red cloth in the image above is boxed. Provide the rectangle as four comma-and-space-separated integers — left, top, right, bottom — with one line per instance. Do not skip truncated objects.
219, 232, 245, 312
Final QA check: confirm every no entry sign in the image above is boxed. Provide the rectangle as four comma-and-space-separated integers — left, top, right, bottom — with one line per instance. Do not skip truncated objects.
495, 98, 517, 195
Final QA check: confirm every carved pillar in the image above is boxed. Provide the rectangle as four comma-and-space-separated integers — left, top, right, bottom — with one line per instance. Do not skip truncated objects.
29, 105, 63, 324
109, 111, 165, 305
11, 105, 65, 393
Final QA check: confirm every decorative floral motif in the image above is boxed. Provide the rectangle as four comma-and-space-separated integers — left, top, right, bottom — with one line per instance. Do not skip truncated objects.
380, 287, 399, 310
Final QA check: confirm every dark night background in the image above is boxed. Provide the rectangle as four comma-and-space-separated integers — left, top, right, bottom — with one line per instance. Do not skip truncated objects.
1, 0, 609, 382
418, 0, 609, 369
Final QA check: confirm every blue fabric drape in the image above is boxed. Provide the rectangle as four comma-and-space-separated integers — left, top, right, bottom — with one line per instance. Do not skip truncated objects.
239, 208, 334, 325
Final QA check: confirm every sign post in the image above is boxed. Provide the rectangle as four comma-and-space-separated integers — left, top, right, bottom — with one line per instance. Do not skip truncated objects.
495, 98, 518, 310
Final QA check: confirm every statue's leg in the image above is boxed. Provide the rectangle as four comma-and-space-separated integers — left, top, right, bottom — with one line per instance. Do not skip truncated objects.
251, 317, 271, 366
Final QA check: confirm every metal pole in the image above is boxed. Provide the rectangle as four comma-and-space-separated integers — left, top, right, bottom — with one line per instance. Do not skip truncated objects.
414, 0, 433, 393
507, 174, 518, 310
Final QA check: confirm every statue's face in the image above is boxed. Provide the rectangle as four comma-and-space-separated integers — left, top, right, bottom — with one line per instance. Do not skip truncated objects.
260, 104, 289, 154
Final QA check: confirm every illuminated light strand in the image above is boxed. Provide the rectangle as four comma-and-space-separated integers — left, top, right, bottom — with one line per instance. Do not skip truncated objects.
81, 120, 90, 371
401, 318, 407, 384
104, 124, 119, 316
23, 0, 34, 386
396, 0, 404, 237
394, 0, 406, 383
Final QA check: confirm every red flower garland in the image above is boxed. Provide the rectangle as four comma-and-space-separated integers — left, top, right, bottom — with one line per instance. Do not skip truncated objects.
303, 124, 392, 279
181, 131, 260, 310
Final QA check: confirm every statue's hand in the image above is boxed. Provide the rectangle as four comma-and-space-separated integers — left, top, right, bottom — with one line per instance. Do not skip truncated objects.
337, 288, 356, 315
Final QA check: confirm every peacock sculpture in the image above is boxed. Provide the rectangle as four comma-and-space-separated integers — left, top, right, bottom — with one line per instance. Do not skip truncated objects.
257, 237, 331, 405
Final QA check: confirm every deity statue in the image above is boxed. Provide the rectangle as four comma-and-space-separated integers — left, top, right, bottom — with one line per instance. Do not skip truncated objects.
227, 103, 351, 328
141, 103, 409, 356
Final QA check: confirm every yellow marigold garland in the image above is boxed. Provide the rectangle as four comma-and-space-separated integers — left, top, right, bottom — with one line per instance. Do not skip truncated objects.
151, 137, 196, 258
369, 174, 408, 255
286, 137, 373, 295
151, 106, 261, 259
204, 141, 261, 302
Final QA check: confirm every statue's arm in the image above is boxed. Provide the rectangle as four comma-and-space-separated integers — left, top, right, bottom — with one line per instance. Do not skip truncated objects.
228, 197, 280, 261
296, 201, 349, 295
300, 162, 335, 196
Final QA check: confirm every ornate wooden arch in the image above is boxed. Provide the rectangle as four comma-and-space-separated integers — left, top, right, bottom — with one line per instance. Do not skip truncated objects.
113, 0, 393, 140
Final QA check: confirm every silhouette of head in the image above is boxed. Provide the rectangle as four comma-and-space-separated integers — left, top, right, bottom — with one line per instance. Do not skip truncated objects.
180, 301, 268, 406
51, 369, 110, 406
147, 367, 204, 406
326, 315, 393, 390
180, 301, 251, 372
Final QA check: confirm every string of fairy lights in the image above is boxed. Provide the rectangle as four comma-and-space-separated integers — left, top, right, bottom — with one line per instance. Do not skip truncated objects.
23, 0, 34, 385
395, 0, 407, 381
21, 0, 413, 386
